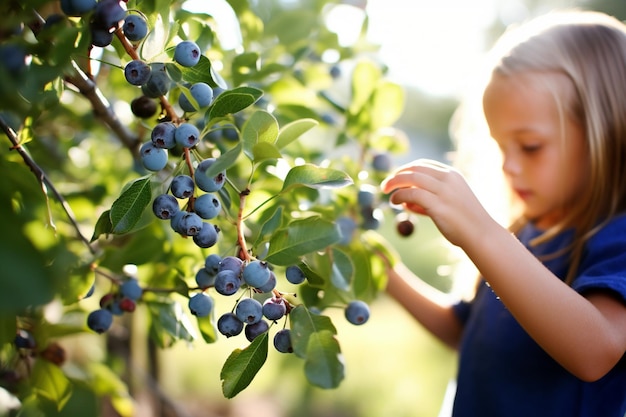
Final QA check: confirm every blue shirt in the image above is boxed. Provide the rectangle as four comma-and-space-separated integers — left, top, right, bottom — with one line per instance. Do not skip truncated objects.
451, 216, 626, 417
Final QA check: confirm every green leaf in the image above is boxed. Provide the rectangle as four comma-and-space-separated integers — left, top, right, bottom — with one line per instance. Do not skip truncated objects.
220, 332, 268, 398
31, 359, 73, 411
91, 209, 113, 242
264, 217, 341, 265
242, 110, 279, 161
208, 86, 263, 120
251, 142, 282, 161
254, 206, 284, 245
330, 248, 353, 291
275, 118, 318, 150
289, 305, 337, 358
0, 315, 17, 346
370, 81, 405, 130
147, 300, 197, 348
196, 314, 217, 344
109, 177, 152, 234
179, 55, 217, 86
303, 330, 345, 389
349, 61, 381, 115
140, 13, 168, 61
281, 164, 353, 192
205, 142, 242, 177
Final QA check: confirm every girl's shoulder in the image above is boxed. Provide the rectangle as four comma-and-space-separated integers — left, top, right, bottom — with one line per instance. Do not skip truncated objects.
589, 213, 626, 246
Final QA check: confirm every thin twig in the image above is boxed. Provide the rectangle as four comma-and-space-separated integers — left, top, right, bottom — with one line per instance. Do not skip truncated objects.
0, 116, 96, 255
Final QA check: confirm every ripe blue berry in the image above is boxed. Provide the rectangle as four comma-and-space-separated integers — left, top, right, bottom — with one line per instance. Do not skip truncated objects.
151, 122, 177, 149
140, 141, 168, 171
60, 0, 97, 16
217, 313, 244, 337
195, 158, 226, 192
0, 44, 27, 76
256, 271, 276, 293
273, 329, 293, 353
285, 265, 306, 285
174, 123, 200, 148
92, 0, 126, 32
262, 297, 287, 321
188, 293, 213, 317
204, 253, 221, 275
120, 278, 143, 300
141, 63, 171, 98
245, 320, 269, 342
242, 260, 270, 288
87, 309, 113, 333
90, 27, 114, 47
124, 60, 151, 86
218, 256, 244, 275
214, 269, 241, 296
192, 222, 219, 248
357, 185, 376, 207
170, 175, 195, 199
174, 40, 201, 67
14, 330, 36, 349
236, 298, 263, 324
152, 194, 180, 219
177, 212, 203, 236
195, 267, 216, 289
194, 193, 221, 219
372, 152, 393, 172
344, 300, 370, 325
123, 14, 148, 42
179, 82, 213, 112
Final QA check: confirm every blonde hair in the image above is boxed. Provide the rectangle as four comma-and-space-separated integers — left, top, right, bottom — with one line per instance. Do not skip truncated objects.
453, 10, 626, 285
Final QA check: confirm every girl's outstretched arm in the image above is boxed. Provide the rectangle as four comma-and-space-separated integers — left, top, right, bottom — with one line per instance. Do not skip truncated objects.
385, 261, 464, 350
381, 159, 626, 381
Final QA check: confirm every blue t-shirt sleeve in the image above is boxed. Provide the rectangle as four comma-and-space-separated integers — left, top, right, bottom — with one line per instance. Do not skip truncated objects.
572, 217, 626, 303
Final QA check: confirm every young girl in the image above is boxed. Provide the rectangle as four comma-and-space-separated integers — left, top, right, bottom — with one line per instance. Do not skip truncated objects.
380, 10, 626, 417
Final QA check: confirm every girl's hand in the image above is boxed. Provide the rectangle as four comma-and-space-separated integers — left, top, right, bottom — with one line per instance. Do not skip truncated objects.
380, 159, 494, 247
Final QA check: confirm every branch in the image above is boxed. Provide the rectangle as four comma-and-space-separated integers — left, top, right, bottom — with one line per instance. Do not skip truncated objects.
0, 116, 96, 255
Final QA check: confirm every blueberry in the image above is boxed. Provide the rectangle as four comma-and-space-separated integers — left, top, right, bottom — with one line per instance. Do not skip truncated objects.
179, 82, 213, 112
195, 158, 226, 192
285, 265, 306, 285
194, 193, 221, 219
124, 60, 151, 86
256, 271, 276, 293
372, 152, 393, 172
14, 330, 36, 349
218, 256, 244, 274
174, 40, 201, 67
60, 0, 97, 16
120, 278, 143, 300
245, 320, 269, 342
0, 44, 27, 76
236, 298, 263, 325
217, 312, 244, 337
170, 175, 195, 199
141, 63, 171, 98
90, 27, 114, 48
140, 141, 168, 171
92, 0, 126, 32
188, 293, 213, 317
336, 216, 356, 245
195, 267, 216, 289
151, 122, 177, 149
344, 300, 370, 325
174, 123, 200, 148
262, 297, 287, 321
357, 185, 376, 207
273, 328, 293, 353
152, 194, 180, 220
178, 212, 203, 236
131, 95, 157, 119
192, 222, 219, 248
204, 253, 222, 275
123, 14, 148, 42
169, 210, 186, 234
87, 309, 113, 333
242, 260, 270, 288
214, 269, 241, 296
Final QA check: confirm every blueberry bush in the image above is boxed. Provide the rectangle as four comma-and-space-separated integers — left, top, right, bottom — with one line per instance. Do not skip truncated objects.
0, 0, 409, 414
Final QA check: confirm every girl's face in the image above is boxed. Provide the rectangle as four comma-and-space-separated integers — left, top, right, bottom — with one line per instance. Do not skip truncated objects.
483, 72, 588, 229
